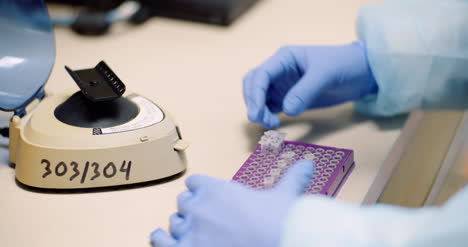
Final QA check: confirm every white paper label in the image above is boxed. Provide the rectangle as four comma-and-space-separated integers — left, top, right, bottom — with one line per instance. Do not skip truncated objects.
94, 95, 164, 135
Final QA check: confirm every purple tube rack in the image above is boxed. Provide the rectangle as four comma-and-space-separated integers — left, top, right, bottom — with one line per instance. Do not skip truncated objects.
232, 141, 355, 196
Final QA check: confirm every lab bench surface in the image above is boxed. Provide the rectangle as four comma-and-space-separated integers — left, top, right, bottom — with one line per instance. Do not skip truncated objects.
0, 0, 408, 246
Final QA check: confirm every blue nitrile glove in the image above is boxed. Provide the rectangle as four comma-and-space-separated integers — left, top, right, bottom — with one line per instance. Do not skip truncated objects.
150, 160, 315, 247
243, 41, 378, 129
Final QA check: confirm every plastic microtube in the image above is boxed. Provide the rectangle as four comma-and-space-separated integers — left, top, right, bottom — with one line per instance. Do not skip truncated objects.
277, 160, 288, 168
328, 164, 337, 169
269, 168, 281, 177
258, 130, 287, 153
316, 181, 326, 187
280, 151, 295, 163
322, 172, 331, 177
324, 168, 334, 173
316, 162, 326, 168
311, 186, 321, 192
303, 153, 314, 160
263, 176, 275, 187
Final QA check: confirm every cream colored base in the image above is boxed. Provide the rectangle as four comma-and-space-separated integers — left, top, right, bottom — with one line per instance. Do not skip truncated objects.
8, 90, 188, 189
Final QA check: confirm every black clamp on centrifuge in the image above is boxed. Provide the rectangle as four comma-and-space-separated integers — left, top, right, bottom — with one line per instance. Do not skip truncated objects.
65, 61, 126, 102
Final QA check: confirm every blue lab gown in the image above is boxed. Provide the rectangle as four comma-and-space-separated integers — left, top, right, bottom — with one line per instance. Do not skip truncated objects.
281, 0, 468, 246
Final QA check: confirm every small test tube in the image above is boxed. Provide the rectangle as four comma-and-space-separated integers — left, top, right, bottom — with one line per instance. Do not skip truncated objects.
269, 167, 282, 177
258, 136, 270, 153
277, 160, 289, 168
280, 151, 295, 163
263, 176, 275, 188
258, 130, 287, 154
303, 153, 315, 160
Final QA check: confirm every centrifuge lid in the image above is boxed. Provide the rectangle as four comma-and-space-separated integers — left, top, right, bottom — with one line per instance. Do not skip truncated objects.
0, 0, 54, 111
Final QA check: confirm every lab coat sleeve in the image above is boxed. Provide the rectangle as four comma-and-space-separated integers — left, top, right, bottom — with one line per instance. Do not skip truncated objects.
354, 0, 468, 116
280, 186, 468, 247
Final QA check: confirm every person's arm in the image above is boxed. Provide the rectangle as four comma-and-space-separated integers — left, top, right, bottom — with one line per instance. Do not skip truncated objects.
281, 186, 468, 247
280, 1, 468, 245
354, 0, 468, 116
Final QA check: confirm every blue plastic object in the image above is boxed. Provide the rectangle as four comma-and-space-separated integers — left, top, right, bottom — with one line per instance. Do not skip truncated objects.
0, 0, 54, 111
242, 41, 377, 129
150, 160, 315, 247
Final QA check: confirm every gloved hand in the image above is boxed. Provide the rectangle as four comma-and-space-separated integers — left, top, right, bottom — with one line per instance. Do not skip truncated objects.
150, 160, 315, 247
243, 41, 378, 129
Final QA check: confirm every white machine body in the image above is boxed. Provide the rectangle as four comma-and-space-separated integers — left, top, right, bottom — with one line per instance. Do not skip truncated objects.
8, 90, 188, 189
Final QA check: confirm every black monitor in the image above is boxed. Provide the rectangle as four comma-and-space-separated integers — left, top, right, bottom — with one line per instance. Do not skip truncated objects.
135, 0, 260, 26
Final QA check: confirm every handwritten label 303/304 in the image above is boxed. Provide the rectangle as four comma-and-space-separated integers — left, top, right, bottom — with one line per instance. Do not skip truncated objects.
41, 159, 132, 183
